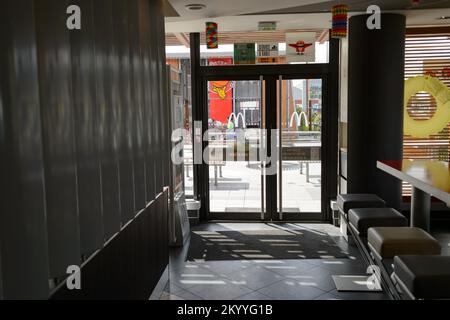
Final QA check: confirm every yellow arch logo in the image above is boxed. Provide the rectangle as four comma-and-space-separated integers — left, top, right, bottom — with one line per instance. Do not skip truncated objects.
404, 76, 450, 138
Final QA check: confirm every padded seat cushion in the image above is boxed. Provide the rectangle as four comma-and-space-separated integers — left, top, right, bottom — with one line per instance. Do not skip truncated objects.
368, 227, 441, 259
337, 194, 385, 214
348, 208, 408, 236
394, 255, 450, 299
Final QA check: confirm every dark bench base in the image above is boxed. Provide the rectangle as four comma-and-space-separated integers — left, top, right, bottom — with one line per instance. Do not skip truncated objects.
342, 212, 402, 300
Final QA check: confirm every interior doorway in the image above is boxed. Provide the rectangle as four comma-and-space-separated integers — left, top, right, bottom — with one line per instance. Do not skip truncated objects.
277, 77, 323, 220
190, 36, 339, 222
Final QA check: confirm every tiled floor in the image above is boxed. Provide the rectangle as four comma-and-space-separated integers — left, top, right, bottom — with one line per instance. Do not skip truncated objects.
162, 223, 390, 300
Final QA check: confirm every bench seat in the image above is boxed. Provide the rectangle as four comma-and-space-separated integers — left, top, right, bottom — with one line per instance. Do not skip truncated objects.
337, 194, 386, 215
394, 255, 450, 300
348, 208, 408, 237
368, 227, 441, 259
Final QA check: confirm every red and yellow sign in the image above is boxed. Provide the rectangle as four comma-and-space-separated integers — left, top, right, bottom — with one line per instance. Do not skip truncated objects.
208, 57, 233, 123
209, 80, 233, 123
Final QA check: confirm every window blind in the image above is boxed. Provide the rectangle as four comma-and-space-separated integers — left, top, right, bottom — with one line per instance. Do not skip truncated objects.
403, 28, 450, 196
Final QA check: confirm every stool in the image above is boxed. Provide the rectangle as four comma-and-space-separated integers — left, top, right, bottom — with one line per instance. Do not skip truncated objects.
368, 227, 441, 260
337, 194, 386, 215
348, 208, 408, 237
393, 255, 450, 300
337, 194, 386, 241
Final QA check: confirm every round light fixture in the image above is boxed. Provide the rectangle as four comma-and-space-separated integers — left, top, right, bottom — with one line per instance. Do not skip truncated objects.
185, 4, 206, 11
438, 16, 450, 20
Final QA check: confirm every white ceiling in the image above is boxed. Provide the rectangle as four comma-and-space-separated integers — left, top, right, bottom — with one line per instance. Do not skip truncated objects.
166, 13, 329, 33
167, 0, 328, 18
165, 8, 450, 33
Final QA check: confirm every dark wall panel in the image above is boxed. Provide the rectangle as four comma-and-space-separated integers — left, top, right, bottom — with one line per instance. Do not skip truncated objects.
34, 0, 81, 278
70, 0, 104, 256
1, 0, 168, 299
347, 14, 405, 210
112, 0, 135, 223
50, 190, 169, 300
93, 0, 121, 238
153, 0, 168, 273
155, 0, 170, 189
0, 1, 50, 299
150, 0, 163, 195
139, 0, 156, 202
128, 0, 147, 211
0, 245, 3, 299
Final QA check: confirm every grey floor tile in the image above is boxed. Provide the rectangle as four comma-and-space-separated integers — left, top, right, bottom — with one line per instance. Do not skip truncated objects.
257, 279, 327, 300
199, 260, 254, 276
314, 292, 342, 300
188, 279, 254, 300
169, 283, 185, 294
287, 266, 339, 292
261, 260, 315, 277
160, 291, 171, 300
223, 265, 284, 290
234, 291, 273, 300
169, 264, 222, 290
306, 259, 367, 274
170, 259, 199, 272
170, 288, 204, 300
170, 259, 187, 272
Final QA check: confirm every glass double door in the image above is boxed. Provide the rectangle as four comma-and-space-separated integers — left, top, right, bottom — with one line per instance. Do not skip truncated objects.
206, 76, 322, 221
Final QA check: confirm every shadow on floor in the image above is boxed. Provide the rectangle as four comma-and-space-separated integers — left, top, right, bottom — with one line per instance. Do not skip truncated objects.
164, 222, 390, 300
187, 223, 351, 261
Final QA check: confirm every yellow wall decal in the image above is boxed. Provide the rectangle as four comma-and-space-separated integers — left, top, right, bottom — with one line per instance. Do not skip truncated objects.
404, 76, 450, 138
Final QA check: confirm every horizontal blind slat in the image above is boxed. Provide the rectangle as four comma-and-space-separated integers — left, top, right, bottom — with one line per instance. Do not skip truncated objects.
403, 32, 450, 196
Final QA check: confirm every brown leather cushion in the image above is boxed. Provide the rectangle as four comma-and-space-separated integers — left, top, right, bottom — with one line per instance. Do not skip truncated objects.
368, 227, 441, 259
337, 194, 385, 214
394, 255, 450, 299
348, 208, 407, 236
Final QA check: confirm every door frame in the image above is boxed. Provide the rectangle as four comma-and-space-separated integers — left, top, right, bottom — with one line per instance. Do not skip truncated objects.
190, 33, 339, 223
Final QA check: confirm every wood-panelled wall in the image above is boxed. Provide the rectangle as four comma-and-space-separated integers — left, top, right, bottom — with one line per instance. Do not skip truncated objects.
0, 0, 169, 299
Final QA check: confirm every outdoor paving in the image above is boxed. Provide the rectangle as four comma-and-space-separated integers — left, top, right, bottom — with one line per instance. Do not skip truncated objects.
185, 161, 321, 213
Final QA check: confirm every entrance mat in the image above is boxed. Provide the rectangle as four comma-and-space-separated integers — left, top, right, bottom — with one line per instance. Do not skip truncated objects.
186, 227, 350, 261
332, 275, 383, 292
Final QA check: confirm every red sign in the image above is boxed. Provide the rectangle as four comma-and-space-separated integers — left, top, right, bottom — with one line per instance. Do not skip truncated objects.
288, 41, 313, 55
208, 58, 233, 123
208, 57, 233, 66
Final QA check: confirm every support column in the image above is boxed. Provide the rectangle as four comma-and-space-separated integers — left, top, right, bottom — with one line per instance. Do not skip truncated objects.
347, 14, 406, 210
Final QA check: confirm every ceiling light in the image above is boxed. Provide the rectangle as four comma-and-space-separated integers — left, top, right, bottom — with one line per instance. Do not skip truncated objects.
185, 4, 206, 11
438, 16, 450, 20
